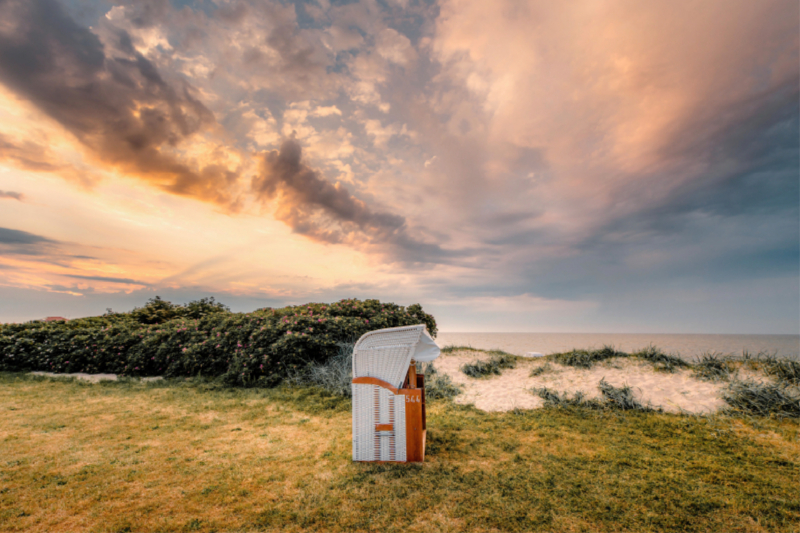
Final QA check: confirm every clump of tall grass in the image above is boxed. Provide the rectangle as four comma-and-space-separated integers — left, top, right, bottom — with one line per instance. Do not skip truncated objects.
693, 352, 735, 381
290, 342, 354, 397
531, 387, 592, 408
460, 353, 517, 378
764, 359, 800, 385
740, 352, 800, 386
722, 380, 800, 418
440, 345, 473, 353
529, 362, 554, 377
551, 345, 627, 369
632, 345, 688, 373
598, 379, 656, 411
532, 379, 657, 412
421, 363, 462, 400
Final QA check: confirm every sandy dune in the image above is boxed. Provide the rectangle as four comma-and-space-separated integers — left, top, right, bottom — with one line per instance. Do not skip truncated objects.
432, 350, 768, 414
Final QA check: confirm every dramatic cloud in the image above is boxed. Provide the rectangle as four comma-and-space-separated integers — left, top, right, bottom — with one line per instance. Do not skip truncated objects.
0, 221, 159, 298
0, 133, 62, 173
0, 0, 796, 331
253, 139, 459, 263
0, 0, 240, 207
423, 0, 798, 274
254, 139, 404, 239
0, 190, 23, 201
0, 226, 54, 246
65, 274, 150, 286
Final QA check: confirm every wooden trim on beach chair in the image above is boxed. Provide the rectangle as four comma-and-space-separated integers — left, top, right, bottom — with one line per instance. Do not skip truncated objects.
351, 376, 401, 395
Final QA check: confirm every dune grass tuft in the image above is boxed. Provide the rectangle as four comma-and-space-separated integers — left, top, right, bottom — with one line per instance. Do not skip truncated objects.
531, 386, 592, 408
632, 345, 689, 373
741, 353, 800, 386
532, 379, 657, 412
765, 359, 800, 386
597, 379, 657, 412
421, 363, 463, 400
440, 345, 474, 353
290, 341, 354, 397
550, 345, 627, 369
723, 380, 800, 418
693, 352, 736, 381
529, 362, 555, 377
460, 353, 517, 378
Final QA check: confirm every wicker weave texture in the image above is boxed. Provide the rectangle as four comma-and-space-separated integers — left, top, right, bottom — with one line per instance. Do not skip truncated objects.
351, 384, 406, 461
351, 325, 424, 386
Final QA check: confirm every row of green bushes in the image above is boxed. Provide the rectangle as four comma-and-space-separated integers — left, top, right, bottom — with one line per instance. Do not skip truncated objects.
0, 297, 437, 387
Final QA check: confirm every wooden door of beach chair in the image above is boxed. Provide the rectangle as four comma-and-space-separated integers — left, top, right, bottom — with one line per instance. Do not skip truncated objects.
351, 325, 428, 462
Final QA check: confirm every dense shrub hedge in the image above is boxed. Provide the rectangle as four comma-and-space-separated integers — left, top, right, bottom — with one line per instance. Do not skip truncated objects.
0, 297, 437, 387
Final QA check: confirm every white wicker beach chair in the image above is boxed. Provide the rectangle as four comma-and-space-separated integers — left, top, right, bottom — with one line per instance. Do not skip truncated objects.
351, 324, 439, 462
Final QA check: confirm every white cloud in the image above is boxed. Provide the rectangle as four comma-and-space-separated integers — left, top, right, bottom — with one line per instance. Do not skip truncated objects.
363, 119, 399, 147
376, 28, 413, 64
310, 105, 343, 117
322, 25, 364, 52
243, 109, 280, 147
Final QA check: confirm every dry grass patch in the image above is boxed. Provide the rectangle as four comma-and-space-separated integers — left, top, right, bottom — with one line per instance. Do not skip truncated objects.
1, 373, 798, 532
0, 376, 351, 533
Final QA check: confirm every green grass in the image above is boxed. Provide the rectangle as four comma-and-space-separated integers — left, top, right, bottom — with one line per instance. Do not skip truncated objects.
289, 341, 355, 397
460, 353, 518, 378
530, 386, 591, 408
597, 379, 658, 412
764, 358, 800, 386
550, 345, 628, 369
723, 380, 800, 419
441, 345, 476, 353
693, 352, 737, 381
532, 380, 658, 413
421, 363, 463, 400
741, 353, 800, 386
529, 362, 554, 377
631, 345, 689, 373
1, 373, 798, 532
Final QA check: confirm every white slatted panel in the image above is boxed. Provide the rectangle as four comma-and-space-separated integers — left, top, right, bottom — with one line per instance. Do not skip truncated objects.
352, 383, 406, 462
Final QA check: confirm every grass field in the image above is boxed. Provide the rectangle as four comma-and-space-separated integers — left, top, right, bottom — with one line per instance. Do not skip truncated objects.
0, 373, 798, 532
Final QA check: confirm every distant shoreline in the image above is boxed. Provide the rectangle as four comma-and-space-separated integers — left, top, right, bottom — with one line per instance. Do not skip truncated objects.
436, 332, 800, 361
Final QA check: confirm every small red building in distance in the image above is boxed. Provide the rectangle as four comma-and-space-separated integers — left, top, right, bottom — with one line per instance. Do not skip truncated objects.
45, 317, 68, 322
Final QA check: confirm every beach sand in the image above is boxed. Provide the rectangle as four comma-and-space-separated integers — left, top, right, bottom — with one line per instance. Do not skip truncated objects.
432, 350, 771, 414
30, 372, 163, 383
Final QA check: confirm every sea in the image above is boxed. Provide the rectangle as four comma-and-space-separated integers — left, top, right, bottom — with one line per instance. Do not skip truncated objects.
435, 332, 800, 362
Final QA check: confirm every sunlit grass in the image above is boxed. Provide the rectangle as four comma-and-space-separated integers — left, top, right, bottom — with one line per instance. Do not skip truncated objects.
1, 373, 798, 532
550, 345, 628, 369
460, 353, 518, 378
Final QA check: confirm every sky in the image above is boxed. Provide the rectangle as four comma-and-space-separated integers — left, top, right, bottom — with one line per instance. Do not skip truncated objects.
0, 0, 797, 333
